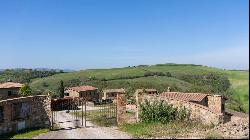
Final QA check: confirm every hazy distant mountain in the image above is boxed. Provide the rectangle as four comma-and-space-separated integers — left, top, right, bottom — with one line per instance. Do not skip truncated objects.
0, 68, 75, 73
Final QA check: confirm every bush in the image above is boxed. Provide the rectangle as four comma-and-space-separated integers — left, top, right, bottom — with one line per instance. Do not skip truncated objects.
177, 73, 230, 93
166, 72, 172, 77
18, 85, 32, 96
42, 82, 49, 87
64, 78, 81, 87
155, 72, 166, 76
144, 71, 155, 77
139, 99, 189, 124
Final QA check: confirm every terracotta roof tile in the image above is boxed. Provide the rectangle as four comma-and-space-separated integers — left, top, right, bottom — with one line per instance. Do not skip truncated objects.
160, 92, 208, 102
0, 82, 23, 88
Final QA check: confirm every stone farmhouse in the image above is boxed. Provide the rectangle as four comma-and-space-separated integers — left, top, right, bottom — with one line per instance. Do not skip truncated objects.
64, 85, 98, 101
102, 88, 125, 100
0, 82, 24, 100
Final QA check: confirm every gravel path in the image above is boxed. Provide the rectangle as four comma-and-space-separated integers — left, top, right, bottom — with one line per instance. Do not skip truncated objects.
33, 111, 132, 139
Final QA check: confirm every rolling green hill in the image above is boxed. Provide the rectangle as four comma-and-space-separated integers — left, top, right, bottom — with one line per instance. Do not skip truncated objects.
29, 64, 249, 113
225, 70, 249, 113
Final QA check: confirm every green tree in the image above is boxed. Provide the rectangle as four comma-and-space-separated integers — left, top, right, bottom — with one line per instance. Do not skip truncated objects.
58, 80, 64, 98
18, 85, 32, 96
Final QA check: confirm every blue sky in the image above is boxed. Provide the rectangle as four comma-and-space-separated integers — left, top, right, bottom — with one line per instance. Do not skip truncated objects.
0, 0, 249, 70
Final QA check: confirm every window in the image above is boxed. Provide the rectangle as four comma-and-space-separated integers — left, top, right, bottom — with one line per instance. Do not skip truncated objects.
65, 93, 69, 96
0, 106, 3, 123
8, 91, 12, 96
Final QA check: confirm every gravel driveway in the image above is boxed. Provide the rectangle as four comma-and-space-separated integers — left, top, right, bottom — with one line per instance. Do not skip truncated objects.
33, 110, 132, 139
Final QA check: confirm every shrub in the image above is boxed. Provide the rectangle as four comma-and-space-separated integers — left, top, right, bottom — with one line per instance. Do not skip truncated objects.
139, 99, 189, 124
144, 71, 155, 77
165, 72, 172, 77
42, 82, 49, 87
177, 73, 230, 94
155, 72, 166, 76
18, 85, 32, 96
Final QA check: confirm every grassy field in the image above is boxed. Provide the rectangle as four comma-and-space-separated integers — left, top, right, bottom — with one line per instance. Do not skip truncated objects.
119, 121, 216, 139
0, 128, 49, 139
29, 64, 227, 93
29, 64, 249, 113
225, 70, 249, 112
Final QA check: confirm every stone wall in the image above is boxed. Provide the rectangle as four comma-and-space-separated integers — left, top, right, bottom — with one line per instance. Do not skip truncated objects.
207, 95, 224, 114
116, 93, 127, 125
0, 95, 51, 135
140, 95, 224, 125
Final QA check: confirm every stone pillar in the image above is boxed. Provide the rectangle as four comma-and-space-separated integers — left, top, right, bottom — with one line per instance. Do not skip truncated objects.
135, 91, 144, 122
116, 92, 126, 125
207, 95, 223, 114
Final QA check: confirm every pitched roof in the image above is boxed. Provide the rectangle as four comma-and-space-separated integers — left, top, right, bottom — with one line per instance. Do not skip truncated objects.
103, 89, 125, 93
160, 92, 208, 102
67, 85, 97, 92
0, 82, 24, 89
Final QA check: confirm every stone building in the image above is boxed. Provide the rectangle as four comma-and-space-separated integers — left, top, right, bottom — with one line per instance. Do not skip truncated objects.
64, 85, 98, 101
160, 92, 227, 114
0, 82, 24, 100
102, 89, 125, 100
0, 95, 51, 135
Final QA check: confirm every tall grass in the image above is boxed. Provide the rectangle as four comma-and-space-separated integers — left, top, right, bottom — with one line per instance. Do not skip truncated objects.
139, 99, 189, 123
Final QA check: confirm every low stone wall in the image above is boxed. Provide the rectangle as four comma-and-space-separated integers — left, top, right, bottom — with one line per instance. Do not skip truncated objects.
141, 95, 224, 125
0, 95, 51, 135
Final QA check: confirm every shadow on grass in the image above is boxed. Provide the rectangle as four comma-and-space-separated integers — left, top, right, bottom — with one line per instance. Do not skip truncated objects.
0, 127, 49, 139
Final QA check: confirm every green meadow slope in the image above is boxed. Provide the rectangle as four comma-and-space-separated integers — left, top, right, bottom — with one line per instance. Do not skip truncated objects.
29, 64, 249, 113
225, 70, 249, 113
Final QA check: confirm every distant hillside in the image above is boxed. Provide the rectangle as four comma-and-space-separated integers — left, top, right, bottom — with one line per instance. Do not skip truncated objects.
29, 63, 249, 113
0, 69, 64, 84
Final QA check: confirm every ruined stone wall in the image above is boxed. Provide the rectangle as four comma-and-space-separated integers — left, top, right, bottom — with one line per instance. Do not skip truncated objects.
0, 95, 51, 135
140, 95, 224, 125
207, 95, 224, 114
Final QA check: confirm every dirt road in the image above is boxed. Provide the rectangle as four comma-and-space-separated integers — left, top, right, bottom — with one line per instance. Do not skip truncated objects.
32, 111, 131, 139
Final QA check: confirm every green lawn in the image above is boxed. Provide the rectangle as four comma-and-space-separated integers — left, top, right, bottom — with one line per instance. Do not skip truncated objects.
0, 128, 49, 139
